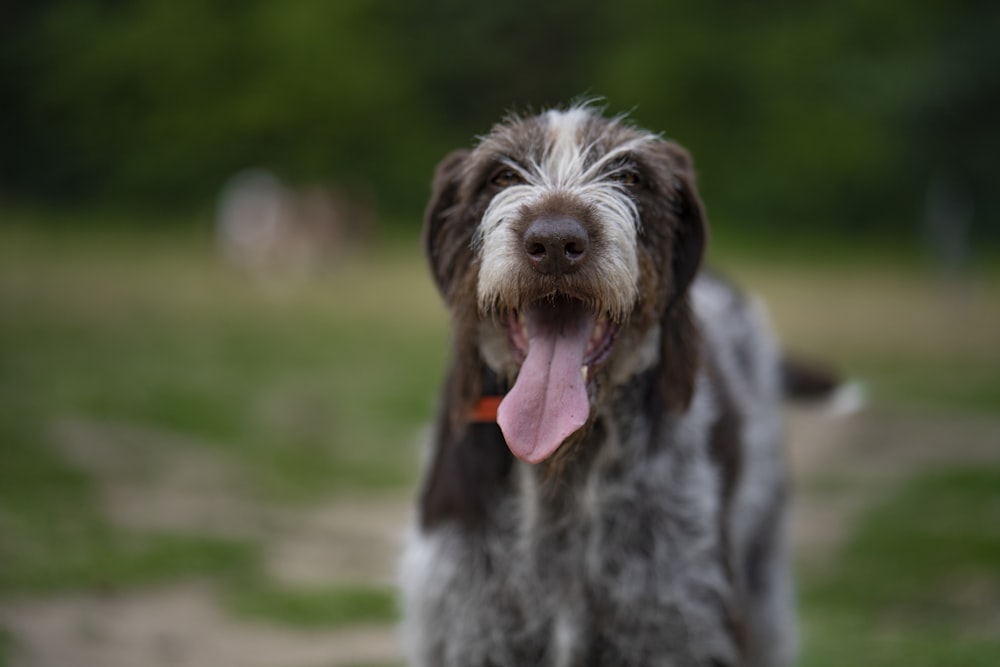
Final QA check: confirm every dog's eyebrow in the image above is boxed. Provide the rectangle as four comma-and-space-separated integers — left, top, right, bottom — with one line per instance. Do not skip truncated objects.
495, 154, 525, 168
489, 155, 534, 179
468, 155, 526, 186
601, 154, 638, 172
580, 136, 656, 181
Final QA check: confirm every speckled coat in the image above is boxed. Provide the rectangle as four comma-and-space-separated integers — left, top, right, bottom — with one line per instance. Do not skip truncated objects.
400, 107, 797, 667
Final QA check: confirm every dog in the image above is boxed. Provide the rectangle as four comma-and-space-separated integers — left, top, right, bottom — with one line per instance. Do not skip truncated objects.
401, 105, 825, 666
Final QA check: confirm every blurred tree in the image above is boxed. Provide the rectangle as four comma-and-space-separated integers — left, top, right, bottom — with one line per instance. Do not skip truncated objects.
0, 0, 996, 241
384, 0, 612, 138
1, 0, 423, 209
597, 0, 1000, 238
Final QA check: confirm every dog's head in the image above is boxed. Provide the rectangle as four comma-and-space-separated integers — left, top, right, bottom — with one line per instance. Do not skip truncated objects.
424, 106, 706, 465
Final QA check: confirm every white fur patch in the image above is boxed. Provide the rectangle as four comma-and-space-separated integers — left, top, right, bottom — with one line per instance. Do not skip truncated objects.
551, 610, 578, 667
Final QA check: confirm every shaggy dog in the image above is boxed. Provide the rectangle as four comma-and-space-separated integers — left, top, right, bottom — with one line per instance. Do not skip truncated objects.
401, 105, 808, 666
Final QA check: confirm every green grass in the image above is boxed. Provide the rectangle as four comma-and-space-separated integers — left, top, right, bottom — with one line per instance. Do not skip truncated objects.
226, 582, 397, 628
1, 219, 999, 651
800, 466, 1000, 666
0, 222, 435, 626
0, 412, 253, 593
0, 625, 9, 667
0, 224, 445, 497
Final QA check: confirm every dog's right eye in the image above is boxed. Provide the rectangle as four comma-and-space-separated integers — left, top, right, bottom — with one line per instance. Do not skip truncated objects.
490, 168, 525, 189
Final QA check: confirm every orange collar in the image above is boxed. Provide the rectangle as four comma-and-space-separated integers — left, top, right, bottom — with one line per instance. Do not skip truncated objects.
470, 395, 503, 422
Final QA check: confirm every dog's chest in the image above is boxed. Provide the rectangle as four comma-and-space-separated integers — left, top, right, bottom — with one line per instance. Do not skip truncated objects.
472, 444, 733, 666
404, 394, 741, 666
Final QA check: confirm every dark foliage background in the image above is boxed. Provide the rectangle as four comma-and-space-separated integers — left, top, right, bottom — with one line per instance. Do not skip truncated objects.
2, 0, 997, 240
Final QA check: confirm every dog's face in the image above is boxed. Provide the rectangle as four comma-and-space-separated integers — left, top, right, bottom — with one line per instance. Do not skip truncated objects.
424, 106, 706, 465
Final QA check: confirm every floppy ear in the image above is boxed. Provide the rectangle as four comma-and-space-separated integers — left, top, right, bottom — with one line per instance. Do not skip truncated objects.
422, 149, 485, 426
423, 149, 471, 297
656, 141, 708, 413
661, 142, 707, 306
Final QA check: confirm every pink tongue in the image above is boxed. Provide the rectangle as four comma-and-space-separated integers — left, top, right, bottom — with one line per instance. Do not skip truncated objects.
497, 306, 594, 463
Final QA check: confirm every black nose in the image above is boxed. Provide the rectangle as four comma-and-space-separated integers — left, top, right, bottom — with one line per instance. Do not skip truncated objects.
522, 216, 589, 276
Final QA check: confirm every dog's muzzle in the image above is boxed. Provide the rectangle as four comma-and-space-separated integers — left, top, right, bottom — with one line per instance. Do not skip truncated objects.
493, 215, 620, 465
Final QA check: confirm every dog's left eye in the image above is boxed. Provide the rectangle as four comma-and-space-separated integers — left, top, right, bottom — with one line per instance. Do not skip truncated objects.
490, 168, 525, 189
609, 170, 641, 188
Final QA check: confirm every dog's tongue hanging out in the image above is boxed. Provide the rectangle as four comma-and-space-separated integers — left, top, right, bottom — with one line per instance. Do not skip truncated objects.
497, 301, 593, 464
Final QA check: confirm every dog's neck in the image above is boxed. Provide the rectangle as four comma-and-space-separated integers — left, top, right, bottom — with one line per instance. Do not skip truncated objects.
420, 354, 684, 534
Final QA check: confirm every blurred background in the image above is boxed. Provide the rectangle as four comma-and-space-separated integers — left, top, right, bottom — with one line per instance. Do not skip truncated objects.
1, 1, 998, 666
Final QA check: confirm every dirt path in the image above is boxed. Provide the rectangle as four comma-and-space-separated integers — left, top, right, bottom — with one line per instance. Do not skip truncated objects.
2, 408, 998, 667
0, 586, 399, 667
2, 418, 412, 667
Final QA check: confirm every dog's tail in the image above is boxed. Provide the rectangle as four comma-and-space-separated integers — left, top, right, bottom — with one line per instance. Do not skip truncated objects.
781, 356, 866, 416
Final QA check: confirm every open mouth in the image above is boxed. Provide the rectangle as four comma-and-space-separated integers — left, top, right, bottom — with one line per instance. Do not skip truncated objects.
507, 300, 619, 377
497, 297, 620, 465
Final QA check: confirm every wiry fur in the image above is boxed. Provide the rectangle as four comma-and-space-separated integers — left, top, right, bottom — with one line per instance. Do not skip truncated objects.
402, 106, 797, 667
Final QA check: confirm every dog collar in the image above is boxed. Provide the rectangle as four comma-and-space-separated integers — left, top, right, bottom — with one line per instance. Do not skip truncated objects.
470, 395, 503, 423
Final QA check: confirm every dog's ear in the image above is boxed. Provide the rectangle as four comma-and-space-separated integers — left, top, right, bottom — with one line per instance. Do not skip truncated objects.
422, 149, 484, 425
655, 141, 708, 413
660, 141, 707, 305
423, 149, 471, 296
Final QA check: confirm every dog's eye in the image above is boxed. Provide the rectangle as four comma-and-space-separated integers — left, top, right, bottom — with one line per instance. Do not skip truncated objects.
490, 168, 525, 189
609, 170, 641, 189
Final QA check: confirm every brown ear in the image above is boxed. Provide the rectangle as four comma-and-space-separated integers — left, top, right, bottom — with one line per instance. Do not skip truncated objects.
423, 149, 471, 296
658, 298, 701, 413
422, 149, 484, 426
657, 141, 708, 413
661, 141, 707, 306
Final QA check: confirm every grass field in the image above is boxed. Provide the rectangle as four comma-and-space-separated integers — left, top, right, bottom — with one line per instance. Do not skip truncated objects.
1, 220, 998, 666
800, 465, 1000, 666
